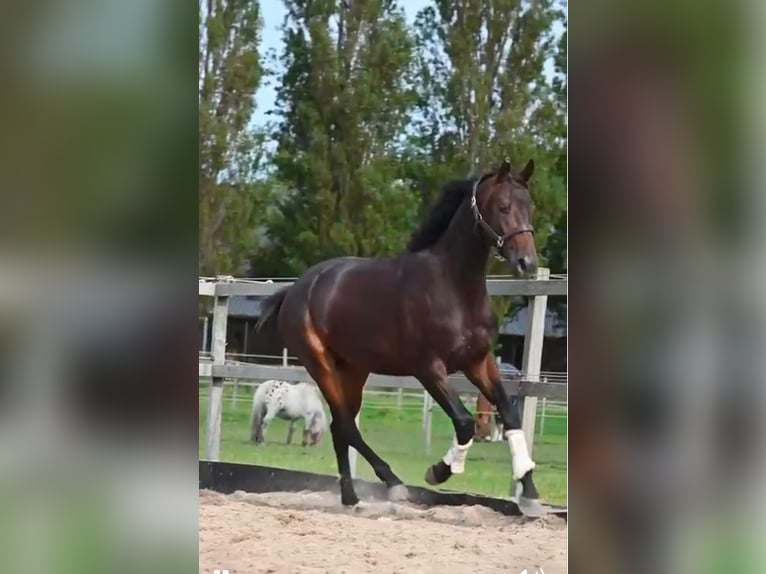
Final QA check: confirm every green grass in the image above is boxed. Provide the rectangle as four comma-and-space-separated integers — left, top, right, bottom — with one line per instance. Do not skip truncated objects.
199, 383, 567, 505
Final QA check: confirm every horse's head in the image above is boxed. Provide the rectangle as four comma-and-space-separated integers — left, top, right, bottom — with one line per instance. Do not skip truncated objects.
472, 158, 537, 276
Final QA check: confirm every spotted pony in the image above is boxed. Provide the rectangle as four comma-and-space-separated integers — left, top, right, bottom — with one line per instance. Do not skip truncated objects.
250, 380, 327, 446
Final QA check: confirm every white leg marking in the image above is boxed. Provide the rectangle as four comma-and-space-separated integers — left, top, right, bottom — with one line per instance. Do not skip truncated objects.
442, 435, 473, 474
506, 429, 535, 479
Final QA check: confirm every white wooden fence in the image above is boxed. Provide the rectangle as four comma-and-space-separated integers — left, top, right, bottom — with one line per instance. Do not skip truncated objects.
199, 270, 567, 476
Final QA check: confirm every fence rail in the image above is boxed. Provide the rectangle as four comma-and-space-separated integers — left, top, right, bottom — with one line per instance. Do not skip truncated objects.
198, 361, 567, 399
200, 350, 569, 381
199, 275, 568, 297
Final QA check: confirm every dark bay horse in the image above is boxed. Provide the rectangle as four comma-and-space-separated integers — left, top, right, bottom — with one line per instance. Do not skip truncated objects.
257, 158, 544, 516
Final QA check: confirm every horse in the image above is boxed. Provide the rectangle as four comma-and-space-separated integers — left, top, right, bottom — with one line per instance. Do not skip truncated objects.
256, 158, 544, 516
474, 393, 497, 441
475, 394, 511, 442
250, 380, 327, 446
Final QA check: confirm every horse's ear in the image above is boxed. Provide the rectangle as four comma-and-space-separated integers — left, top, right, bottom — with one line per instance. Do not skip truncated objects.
519, 159, 535, 184
496, 157, 512, 181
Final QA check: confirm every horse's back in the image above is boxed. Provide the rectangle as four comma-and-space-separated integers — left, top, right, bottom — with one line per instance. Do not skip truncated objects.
278, 257, 366, 328
277, 256, 405, 351
253, 379, 287, 410
307, 258, 408, 344
292, 382, 323, 412
277, 252, 449, 375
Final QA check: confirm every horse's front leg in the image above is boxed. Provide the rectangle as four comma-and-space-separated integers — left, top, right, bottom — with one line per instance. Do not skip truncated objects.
463, 355, 544, 517
418, 362, 476, 486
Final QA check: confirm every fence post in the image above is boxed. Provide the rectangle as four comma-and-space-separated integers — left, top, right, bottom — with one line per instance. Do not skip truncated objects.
422, 392, 432, 454
205, 294, 229, 461
539, 395, 548, 436
282, 348, 288, 367
520, 267, 549, 454
201, 316, 209, 353
349, 410, 361, 478
396, 388, 403, 410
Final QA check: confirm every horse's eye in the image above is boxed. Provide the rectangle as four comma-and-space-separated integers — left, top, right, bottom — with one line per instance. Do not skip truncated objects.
499, 205, 511, 214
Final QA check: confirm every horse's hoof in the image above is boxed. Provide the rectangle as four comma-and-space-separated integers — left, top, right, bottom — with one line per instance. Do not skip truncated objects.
424, 461, 451, 485
341, 493, 360, 506
387, 484, 409, 502
518, 496, 546, 518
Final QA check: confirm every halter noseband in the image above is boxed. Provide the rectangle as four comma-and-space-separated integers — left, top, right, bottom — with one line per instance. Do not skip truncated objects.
470, 174, 534, 258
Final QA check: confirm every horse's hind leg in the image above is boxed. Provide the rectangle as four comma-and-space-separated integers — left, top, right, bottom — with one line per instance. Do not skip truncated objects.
463, 355, 544, 517
259, 404, 278, 444
282, 318, 361, 505
337, 367, 407, 501
286, 419, 296, 445
251, 403, 266, 444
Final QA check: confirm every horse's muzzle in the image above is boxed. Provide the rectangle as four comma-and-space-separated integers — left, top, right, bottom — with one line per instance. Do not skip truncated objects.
516, 254, 538, 276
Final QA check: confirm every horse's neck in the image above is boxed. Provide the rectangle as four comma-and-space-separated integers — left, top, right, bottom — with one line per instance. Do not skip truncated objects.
431, 200, 491, 299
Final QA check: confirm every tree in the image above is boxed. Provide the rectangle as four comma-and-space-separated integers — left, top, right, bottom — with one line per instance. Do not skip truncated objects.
259, 0, 420, 275
541, 24, 566, 274
199, 0, 268, 275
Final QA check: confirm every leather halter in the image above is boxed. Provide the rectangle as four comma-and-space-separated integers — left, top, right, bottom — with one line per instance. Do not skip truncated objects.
470, 174, 534, 257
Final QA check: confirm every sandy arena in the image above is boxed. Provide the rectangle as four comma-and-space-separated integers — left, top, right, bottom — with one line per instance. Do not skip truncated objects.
199, 489, 567, 574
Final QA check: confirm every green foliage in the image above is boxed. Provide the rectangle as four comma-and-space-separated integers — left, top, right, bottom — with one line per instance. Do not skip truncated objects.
257, 0, 420, 275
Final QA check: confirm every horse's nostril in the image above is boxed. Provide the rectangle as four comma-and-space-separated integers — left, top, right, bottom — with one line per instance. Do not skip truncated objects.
517, 255, 537, 274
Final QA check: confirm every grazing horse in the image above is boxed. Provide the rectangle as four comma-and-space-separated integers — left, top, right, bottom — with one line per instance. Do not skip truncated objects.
250, 380, 327, 446
475, 393, 514, 442
256, 158, 543, 515
474, 393, 497, 441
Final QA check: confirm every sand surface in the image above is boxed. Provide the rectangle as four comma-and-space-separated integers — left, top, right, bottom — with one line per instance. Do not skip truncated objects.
199, 489, 567, 574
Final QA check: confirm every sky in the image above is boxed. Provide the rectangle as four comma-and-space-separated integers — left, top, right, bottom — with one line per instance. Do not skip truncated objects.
252, 0, 564, 128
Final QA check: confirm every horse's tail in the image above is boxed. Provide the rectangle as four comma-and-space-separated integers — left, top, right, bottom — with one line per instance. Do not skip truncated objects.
255, 286, 289, 334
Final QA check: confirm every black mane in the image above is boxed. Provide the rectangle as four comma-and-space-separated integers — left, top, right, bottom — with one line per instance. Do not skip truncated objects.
406, 178, 475, 252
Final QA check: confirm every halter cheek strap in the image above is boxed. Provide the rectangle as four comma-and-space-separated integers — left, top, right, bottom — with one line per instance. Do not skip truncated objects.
471, 178, 534, 254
